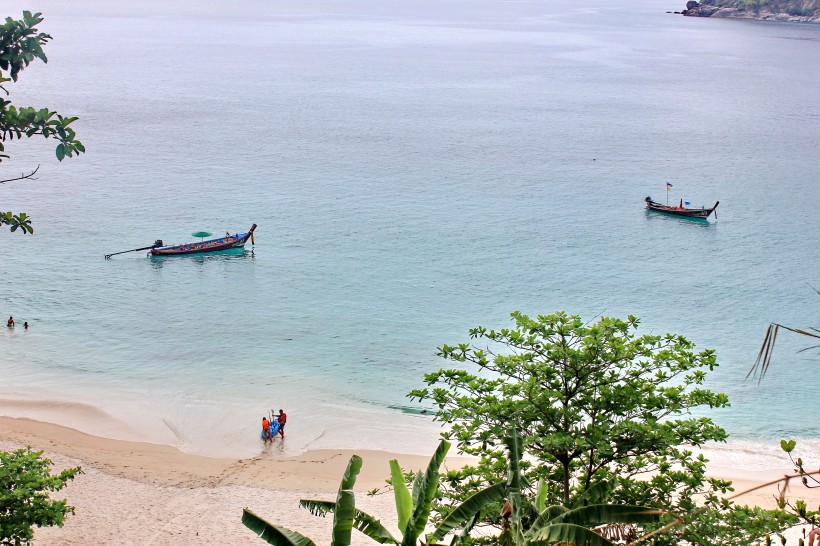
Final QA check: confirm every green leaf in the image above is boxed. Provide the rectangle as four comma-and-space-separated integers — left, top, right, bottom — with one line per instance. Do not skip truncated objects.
534, 478, 548, 513
351, 510, 398, 544
390, 460, 412, 532
550, 504, 663, 526
402, 440, 450, 546
333, 491, 355, 546
529, 523, 618, 546
525, 505, 570, 539
242, 509, 317, 546
430, 482, 506, 541
780, 439, 796, 453
332, 455, 362, 546
299, 500, 397, 544
55, 143, 65, 161
299, 499, 334, 517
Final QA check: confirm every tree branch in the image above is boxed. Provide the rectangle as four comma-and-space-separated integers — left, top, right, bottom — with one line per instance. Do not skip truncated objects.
0, 164, 39, 184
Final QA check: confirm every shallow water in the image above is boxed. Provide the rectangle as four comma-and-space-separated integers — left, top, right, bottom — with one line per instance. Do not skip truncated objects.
1, 0, 818, 461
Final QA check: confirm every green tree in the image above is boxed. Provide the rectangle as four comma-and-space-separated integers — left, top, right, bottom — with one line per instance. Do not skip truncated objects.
1, 11, 84, 234
0, 447, 81, 545
431, 432, 662, 546
410, 311, 791, 545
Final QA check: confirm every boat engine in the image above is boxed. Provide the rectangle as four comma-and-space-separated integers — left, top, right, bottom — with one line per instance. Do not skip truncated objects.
153, 239, 164, 247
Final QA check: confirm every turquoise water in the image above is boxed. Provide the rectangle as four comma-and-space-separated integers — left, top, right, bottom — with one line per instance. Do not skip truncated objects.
1, 0, 818, 459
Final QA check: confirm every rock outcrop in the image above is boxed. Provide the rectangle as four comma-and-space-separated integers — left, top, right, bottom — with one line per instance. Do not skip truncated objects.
681, 0, 820, 22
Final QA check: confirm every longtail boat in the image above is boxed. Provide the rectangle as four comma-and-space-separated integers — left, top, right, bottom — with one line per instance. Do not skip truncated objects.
104, 224, 257, 259
645, 197, 718, 219
151, 224, 257, 256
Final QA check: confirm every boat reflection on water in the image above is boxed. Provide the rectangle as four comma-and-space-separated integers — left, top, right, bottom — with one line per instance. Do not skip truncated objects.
644, 208, 715, 227
148, 247, 253, 269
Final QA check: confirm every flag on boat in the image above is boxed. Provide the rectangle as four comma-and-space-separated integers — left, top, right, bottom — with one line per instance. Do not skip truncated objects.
684, 201, 691, 205
666, 182, 673, 190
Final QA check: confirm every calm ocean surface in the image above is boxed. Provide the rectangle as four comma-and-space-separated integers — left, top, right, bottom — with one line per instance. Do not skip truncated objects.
1, 0, 818, 461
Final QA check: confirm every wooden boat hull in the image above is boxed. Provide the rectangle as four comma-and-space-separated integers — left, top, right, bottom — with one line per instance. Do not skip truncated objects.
151, 224, 256, 256
645, 198, 718, 219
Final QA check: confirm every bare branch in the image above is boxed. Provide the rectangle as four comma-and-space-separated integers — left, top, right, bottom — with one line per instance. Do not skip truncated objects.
0, 164, 39, 184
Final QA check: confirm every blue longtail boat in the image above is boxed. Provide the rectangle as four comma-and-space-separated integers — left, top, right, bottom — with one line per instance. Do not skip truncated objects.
150, 224, 257, 256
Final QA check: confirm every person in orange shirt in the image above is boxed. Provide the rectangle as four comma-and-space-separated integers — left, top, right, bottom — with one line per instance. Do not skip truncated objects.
261, 416, 271, 441
276, 409, 287, 438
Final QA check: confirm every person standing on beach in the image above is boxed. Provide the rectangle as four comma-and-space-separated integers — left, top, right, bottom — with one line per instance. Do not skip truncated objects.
276, 409, 286, 438
261, 416, 271, 442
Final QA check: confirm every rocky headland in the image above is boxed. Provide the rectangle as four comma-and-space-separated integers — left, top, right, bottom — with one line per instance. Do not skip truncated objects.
679, 0, 820, 22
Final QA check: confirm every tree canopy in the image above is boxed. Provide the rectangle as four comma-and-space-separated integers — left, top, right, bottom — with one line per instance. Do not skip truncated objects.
1, 11, 84, 234
410, 311, 793, 545
0, 447, 81, 545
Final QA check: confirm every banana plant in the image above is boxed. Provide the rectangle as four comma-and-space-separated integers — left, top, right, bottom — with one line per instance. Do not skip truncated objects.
242, 454, 364, 546
243, 433, 660, 546
300, 440, 452, 545
244, 442, 453, 546
428, 431, 663, 546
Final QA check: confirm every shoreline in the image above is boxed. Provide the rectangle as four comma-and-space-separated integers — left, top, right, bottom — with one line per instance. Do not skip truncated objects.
3, 417, 820, 544
0, 416, 469, 545
0, 416, 459, 492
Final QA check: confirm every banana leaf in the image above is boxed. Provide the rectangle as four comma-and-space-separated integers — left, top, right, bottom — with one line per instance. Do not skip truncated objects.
575, 480, 615, 507
299, 500, 398, 545
300, 499, 334, 517
429, 482, 506, 541
353, 508, 399, 544
528, 522, 618, 546
402, 440, 451, 546
332, 455, 363, 546
550, 504, 663, 526
242, 508, 317, 546
390, 459, 412, 532
534, 478, 548, 513
448, 513, 480, 546
524, 505, 570, 539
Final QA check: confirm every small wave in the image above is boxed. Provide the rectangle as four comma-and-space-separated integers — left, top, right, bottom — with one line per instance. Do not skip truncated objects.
700, 438, 820, 471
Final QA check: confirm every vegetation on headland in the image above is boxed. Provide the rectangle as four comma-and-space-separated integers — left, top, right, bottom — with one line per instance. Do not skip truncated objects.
681, 0, 820, 22
0, 447, 80, 546
243, 311, 818, 545
0, 11, 84, 234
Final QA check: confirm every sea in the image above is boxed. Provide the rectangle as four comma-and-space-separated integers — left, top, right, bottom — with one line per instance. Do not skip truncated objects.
1, 0, 818, 467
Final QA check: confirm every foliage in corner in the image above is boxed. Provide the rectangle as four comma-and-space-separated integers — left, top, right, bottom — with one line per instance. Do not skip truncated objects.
0, 447, 81, 546
1, 11, 84, 233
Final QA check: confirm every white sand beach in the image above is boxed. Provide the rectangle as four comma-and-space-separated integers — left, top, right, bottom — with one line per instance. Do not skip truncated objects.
2, 414, 819, 545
